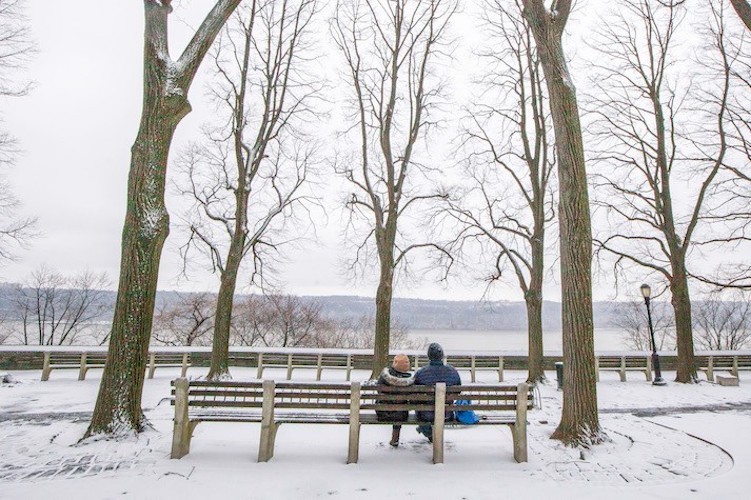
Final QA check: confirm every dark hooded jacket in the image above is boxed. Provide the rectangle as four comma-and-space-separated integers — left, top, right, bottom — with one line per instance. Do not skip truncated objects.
375, 367, 415, 422
414, 360, 461, 422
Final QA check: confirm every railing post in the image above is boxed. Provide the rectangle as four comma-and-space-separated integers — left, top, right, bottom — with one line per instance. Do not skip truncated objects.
41, 352, 51, 381
181, 352, 189, 377
256, 352, 264, 379
148, 352, 156, 379
78, 352, 88, 381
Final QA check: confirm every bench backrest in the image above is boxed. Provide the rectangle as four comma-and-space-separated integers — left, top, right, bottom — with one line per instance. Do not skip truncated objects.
360, 383, 533, 413
172, 379, 533, 414
151, 352, 191, 363
172, 380, 355, 411
598, 355, 648, 368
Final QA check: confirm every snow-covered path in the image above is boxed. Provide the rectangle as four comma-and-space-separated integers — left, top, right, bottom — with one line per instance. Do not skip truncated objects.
0, 368, 749, 499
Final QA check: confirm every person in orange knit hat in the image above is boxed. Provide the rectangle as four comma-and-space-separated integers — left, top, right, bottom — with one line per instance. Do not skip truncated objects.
376, 354, 415, 447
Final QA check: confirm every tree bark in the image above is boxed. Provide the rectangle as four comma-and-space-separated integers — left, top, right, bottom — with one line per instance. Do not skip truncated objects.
373, 253, 394, 379
523, 0, 601, 445
85, 0, 241, 438
731, 0, 751, 32
670, 262, 697, 382
207, 238, 244, 380
525, 287, 545, 383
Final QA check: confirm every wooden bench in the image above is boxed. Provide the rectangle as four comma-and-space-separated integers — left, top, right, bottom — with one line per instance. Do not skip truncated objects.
147, 352, 191, 379
41, 351, 108, 381
170, 379, 532, 464
699, 355, 751, 382
256, 352, 353, 381
413, 355, 505, 382
596, 355, 652, 382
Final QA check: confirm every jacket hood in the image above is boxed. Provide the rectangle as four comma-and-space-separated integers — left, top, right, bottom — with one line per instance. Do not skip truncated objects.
379, 367, 415, 387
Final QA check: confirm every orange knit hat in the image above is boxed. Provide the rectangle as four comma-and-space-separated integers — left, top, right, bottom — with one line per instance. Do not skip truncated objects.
392, 354, 410, 373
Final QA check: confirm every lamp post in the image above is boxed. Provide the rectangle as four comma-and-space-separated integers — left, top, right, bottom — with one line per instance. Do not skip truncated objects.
640, 283, 667, 386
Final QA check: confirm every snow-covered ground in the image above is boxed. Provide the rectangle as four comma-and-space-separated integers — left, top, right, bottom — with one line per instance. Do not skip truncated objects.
1, 367, 749, 499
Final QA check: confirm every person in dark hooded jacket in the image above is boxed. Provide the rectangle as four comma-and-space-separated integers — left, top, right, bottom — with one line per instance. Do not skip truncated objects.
376, 354, 415, 447
414, 343, 461, 442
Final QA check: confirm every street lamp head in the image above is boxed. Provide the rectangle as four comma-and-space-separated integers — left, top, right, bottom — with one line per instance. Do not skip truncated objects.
640, 283, 651, 299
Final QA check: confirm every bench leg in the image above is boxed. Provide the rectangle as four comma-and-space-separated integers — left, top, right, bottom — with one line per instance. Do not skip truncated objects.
513, 382, 529, 463
258, 380, 276, 462
171, 378, 191, 459
619, 369, 626, 382
348, 381, 361, 464
433, 383, 446, 464
347, 423, 361, 464
511, 422, 528, 463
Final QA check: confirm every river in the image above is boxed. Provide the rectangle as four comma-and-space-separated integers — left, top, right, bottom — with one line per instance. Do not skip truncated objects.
406, 327, 630, 352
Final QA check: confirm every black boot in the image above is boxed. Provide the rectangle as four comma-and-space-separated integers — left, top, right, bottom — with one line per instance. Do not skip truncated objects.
390, 425, 401, 447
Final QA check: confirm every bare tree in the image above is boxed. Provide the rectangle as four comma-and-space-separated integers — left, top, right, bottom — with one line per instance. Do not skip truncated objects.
229, 294, 328, 347
616, 299, 676, 352
316, 314, 421, 350
439, 0, 554, 383
87, 0, 243, 439
0, 0, 37, 260
152, 292, 215, 346
331, 0, 456, 378
521, 0, 601, 446
587, 0, 738, 383
693, 291, 751, 350
8, 266, 110, 346
176, 0, 320, 380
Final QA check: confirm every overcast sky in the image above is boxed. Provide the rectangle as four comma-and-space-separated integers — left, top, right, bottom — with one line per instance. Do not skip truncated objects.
2, 0, 729, 304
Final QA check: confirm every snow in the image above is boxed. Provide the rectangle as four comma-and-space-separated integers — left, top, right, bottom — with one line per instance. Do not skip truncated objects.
1, 367, 750, 499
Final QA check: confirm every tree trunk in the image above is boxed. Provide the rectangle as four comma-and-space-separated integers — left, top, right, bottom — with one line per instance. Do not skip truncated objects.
525, 288, 545, 383
372, 254, 394, 379
207, 238, 244, 380
526, 220, 546, 383
85, 0, 241, 438
523, 2, 601, 445
670, 263, 697, 383
731, 0, 751, 32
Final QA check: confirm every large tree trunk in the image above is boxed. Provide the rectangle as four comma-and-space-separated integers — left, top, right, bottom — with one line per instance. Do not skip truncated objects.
731, 0, 751, 31
85, 0, 241, 438
670, 262, 697, 382
523, 0, 601, 446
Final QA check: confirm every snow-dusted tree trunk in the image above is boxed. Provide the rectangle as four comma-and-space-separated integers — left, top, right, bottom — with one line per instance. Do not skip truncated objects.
85, 0, 241, 438
522, 0, 601, 446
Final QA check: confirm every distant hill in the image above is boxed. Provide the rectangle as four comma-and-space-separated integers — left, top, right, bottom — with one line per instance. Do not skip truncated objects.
0, 283, 623, 331
312, 295, 621, 331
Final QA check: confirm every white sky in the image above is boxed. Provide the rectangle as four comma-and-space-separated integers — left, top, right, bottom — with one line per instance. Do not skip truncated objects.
0, 0, 735, 304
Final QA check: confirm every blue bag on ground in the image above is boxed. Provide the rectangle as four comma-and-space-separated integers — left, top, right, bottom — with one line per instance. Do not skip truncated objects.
455, 399, 480, 424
